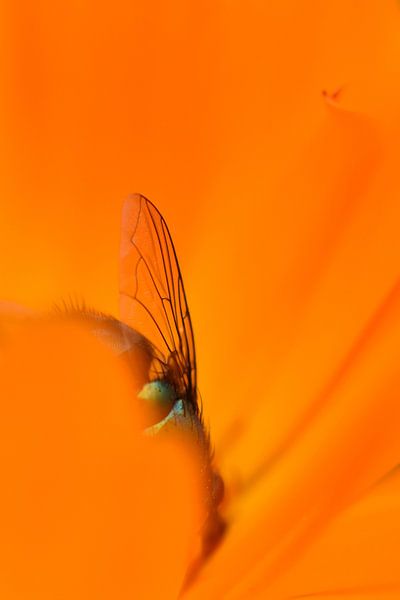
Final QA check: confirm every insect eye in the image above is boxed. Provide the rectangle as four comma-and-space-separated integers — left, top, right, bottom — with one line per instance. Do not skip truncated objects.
138, 380, 175, 425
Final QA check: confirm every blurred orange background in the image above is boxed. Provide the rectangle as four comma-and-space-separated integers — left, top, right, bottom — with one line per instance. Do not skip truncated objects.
2, 1, 400, 598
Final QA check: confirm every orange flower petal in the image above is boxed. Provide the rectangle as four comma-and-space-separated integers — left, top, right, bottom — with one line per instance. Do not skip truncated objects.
0, 320, 202, 598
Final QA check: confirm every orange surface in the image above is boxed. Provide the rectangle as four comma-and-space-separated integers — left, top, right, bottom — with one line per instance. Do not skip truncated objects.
1, 1, 400, 598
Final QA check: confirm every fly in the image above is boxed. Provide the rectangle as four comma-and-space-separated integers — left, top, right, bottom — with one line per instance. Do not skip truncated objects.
119, 194, 225, 559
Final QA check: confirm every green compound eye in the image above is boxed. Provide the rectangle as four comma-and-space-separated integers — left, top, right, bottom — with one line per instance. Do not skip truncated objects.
138, 380, 175, 410
138, 380, 177, 428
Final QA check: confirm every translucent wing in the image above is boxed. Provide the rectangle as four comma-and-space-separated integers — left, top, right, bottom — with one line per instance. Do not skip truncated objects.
119, 194, 197, 410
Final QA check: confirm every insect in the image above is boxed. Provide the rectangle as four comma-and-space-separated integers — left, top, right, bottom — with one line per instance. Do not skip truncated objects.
57, 194, 224, 559
119, 194, 225, 557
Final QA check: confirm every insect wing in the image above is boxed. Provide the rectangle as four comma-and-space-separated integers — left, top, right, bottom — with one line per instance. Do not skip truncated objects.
119, 194, 197, 407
